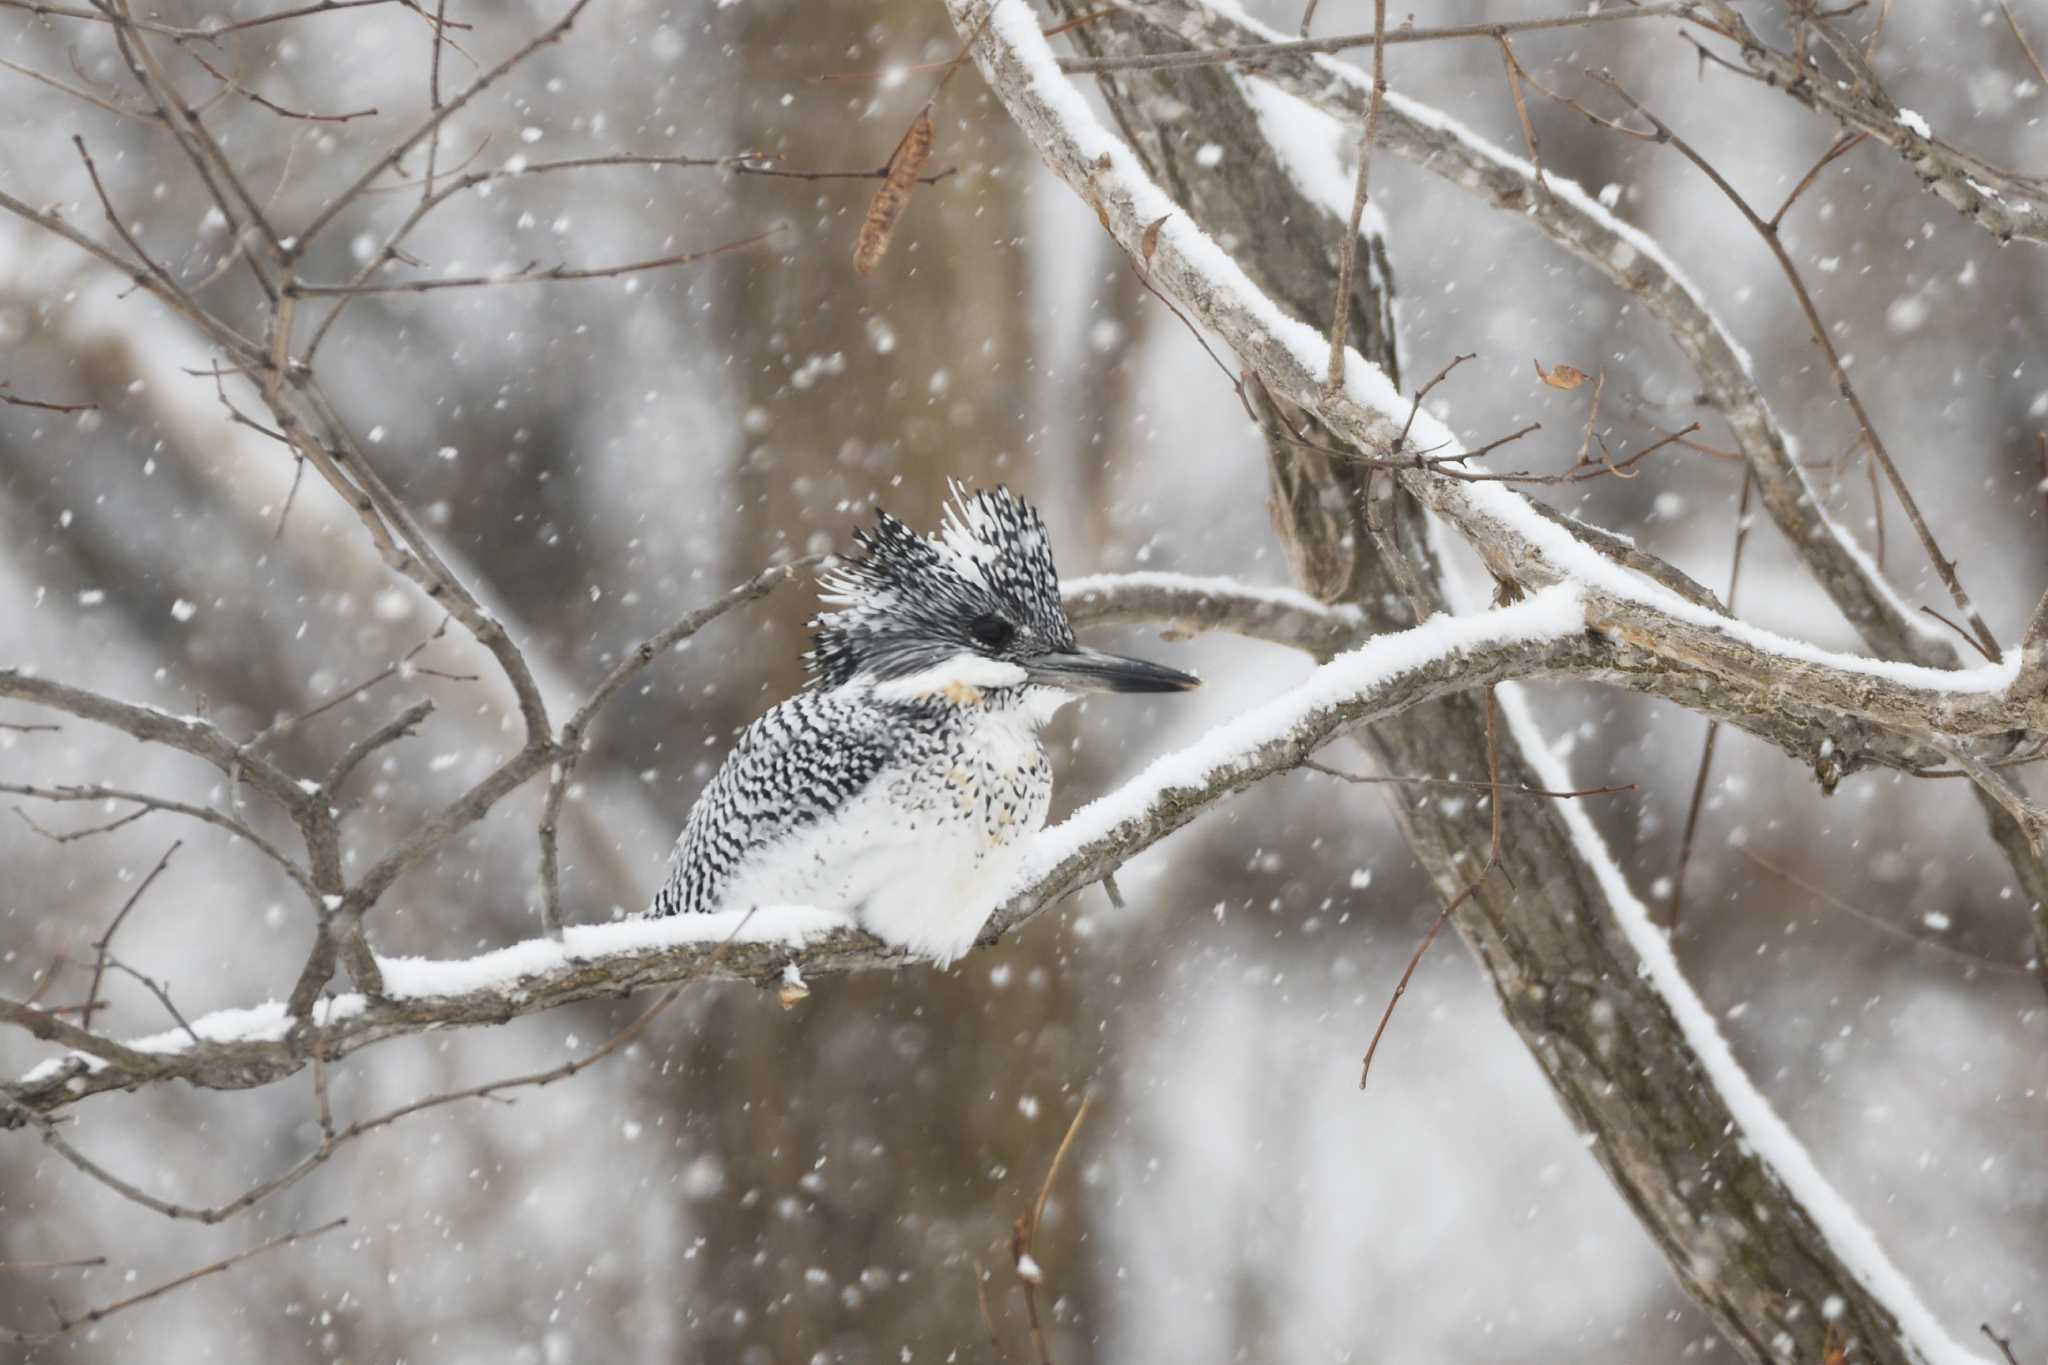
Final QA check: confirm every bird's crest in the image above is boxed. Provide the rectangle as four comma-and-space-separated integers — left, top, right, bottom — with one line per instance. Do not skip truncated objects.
808, 483, 1074, 688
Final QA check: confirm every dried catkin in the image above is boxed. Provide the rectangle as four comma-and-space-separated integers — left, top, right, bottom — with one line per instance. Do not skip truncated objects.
854, 110, 934, 275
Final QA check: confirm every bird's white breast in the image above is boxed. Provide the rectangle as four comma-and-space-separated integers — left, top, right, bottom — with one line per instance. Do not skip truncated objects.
712, 690, 1062, 965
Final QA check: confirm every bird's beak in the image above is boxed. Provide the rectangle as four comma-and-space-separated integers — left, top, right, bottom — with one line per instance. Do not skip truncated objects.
1025, 646, 1201, 694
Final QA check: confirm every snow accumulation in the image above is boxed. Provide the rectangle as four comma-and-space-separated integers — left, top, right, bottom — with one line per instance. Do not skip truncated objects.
1012, 583, 1590, 888
1896, 109, 1933, 138
1237, 78, 1391, 244
376, 906, 848, 999
1061, 570, 1362, 623
15, 908, 849, 1084
1180, 0, 1951, 652
981, 5, 1995, 1360
983, 0, 2013, 697
1496, 685, 1987, 1365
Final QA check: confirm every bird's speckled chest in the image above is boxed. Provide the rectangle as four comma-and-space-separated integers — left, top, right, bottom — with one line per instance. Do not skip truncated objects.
883, 690, 1054, 850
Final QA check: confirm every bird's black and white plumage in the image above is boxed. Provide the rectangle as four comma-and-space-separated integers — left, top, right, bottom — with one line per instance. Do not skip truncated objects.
650, 485, 1200, 964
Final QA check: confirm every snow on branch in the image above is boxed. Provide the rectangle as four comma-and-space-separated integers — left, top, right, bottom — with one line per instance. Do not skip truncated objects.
945, 4, 2016, 1362
1114, 0, 1957, 669
2, 586, 1598, 1124
946, 0, 2043, 742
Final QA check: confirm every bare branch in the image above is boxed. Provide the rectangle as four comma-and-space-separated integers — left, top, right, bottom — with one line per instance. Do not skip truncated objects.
79, 839, 181, 1033
1056, 3, 1701, 76
1320, 0, 1384, 394
0, 1218, 346, 1347
288, 228, 778, 296
295, 0, 598, 252
539, 558, 816, 939
1581, 68, 1999, 660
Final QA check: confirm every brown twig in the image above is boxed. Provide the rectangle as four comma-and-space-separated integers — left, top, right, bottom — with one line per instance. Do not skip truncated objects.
1979, 1323, 2024, 1365
733, 158, 956, 186
538, 559, 816, 938
295, 0, 597, 254
1322, 0, 1386, 395
80, 840, 181, 1033
1580, 69, 2000, 660
1918, 607, 2000, 665
422, 0, 450, 200
1668, 464, 1753, 927
183, 46, 376, 122
101, 958, 201, 1047
1740, 850, 2030, 976
0, 1257, 107, 1273
1769, 132, 1865, 230
1496, 35, 1549, 203
204, 0, 466, 38
1058, 4, 1697, 76
1303, 760, 1632, 801
974, 1260, 1010, 1360
1, 782, 313, 895
1396, 352, 1475, 449
302, 152, 757, 362
0, 1218, 346, 1346
289, 228, 779, 296
1361, 693, 1510, 1087
1012, 1096, 1091, 1365
1996, 2, 2048, 88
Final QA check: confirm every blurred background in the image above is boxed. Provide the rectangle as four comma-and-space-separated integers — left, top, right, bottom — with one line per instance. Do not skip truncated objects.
0, 0, 2042, 1360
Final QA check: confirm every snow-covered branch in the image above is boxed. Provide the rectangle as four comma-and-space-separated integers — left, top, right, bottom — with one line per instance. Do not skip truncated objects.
945, 4, 2021, 1362
1108, 0, 1956, 670
2, 588, 1598, 1126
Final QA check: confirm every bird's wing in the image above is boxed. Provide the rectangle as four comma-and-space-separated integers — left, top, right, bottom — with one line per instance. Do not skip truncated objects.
652, 690, 903, 916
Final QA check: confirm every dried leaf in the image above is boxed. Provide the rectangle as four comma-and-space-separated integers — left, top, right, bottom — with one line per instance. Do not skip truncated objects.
1535, 359, 1590, 390
853, 109, 934, 276
1140, 213, 1168, 267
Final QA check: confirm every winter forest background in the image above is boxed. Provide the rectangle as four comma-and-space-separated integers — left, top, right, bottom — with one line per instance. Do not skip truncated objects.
0, 0, 2044, 1360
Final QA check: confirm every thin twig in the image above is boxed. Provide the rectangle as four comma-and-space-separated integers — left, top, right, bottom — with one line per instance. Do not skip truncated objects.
1979, 1323, 2023, 1365
1769, 132, 1865, 230
295, 0, 597, 253
183, 47, 377, 122
0, 1218, 346, 1346
1361, 693, 1510, 1087
1668, 464, 1753, 927
1396, 352, 1475, 449
1056, 4, 1696, 76
1323, 0, 1386, 395
734, 159, 956, 186
1013, 1096, 1091, 1365
289, 229, 777, 296
80, 840, 180, 1033
1581, 69, 2000, 660
539, 559, 816, 938
0, 1257, 106, 1273
1303, 760, 1632, 801
1496, 35, 1549, 204
1740, 850, 2030, 976
101, 958, 201, 1047
1996, 2, 2048, 88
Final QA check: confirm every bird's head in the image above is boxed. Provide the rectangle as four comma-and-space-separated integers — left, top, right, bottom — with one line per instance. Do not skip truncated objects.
807, 484, 1200, 706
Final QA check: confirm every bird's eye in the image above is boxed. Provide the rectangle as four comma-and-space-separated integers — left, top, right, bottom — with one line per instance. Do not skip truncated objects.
968, 613, 1016, 649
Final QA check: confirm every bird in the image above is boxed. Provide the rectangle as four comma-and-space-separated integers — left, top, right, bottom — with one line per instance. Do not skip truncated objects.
650, 484, 1201, 965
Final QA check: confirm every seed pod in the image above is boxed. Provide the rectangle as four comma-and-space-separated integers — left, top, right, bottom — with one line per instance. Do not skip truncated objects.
854, 109, 934, 276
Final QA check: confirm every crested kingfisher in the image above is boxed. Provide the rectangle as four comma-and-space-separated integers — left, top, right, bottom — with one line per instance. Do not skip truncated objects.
650, 485, 1201, 964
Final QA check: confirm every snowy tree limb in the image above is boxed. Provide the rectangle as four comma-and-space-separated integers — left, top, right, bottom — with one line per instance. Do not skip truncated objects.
1028, 0, 2048, 981
1111, 0, 1956, 670
944, 4, 2011, 1362
1692, 0, 2048, 248
0, 589, 1604, 1124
